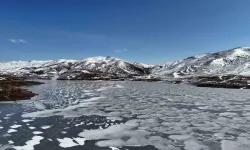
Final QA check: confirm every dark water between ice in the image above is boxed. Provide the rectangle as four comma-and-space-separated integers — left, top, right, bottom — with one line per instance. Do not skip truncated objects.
0, 80, 250, 150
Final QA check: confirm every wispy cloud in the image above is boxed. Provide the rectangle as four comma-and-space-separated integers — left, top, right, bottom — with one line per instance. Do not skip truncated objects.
8, 39, 27, 44
114, 48, 128, 53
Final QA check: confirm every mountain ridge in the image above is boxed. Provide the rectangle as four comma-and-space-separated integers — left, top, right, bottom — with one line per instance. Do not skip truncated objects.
0, 56, 154, 80
1, 47, 250, 80
153, 47, 250, 78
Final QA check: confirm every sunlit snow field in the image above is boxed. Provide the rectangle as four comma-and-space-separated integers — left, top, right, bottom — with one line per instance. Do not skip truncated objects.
0, 81, 250, 150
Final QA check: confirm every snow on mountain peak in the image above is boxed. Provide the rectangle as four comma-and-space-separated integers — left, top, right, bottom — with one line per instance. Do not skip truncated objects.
57, 59, 78, 63
227, 47, 250, 60
194, 53, 209, 59
83, 56, 121, 64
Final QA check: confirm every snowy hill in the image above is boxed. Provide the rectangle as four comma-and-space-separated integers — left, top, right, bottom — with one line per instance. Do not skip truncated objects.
72, 56, 151, 75
0, 56, 153, 80
152, 47, 250, 78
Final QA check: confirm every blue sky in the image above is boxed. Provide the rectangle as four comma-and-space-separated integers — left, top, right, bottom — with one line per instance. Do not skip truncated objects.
1, 0, 250, 64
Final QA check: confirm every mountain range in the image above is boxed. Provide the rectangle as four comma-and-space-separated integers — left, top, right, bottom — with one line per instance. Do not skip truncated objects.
1, 47, 250, 81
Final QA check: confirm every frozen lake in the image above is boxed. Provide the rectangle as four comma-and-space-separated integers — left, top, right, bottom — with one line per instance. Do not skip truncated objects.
0, 80, 250, 150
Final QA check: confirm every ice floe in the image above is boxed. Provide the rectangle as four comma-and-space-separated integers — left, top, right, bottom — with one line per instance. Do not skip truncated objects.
184, 140, 209, 150
6, 113, 14, 117
28, 126, 36, 130
73, 137, 86, 145
169, 135, 192, 141
96, 139, 126, 147
221, 137, 250, 150
22, 119, 33, 123
21, 96, 106, 118
78, 123, 178, 149
57, 137, 86, 148
57, 138, 79, 148
10, 125, 22, 129
40, 125, 52, 129
109, 146, 120, 150
75, 122, 84, 127
33, 131, 43, 135
33, 101, 46, 110
13, 136, 44, 150
7, 129, 17, 133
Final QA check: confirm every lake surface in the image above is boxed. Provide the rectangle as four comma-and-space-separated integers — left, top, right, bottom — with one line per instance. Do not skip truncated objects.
0, 80, 250, 150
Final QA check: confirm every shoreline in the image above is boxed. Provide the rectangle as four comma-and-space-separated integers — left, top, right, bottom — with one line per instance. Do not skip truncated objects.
0, 75, 43, 101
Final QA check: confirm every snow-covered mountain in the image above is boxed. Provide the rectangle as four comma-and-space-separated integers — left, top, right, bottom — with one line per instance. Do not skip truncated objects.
1, 47, 250, 80
152, 47, 250, 78
0, 56, 153, 80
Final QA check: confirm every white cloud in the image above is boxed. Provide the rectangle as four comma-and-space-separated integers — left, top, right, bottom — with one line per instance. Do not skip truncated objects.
8, 39, 27, 44
114, 48, 128, 53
